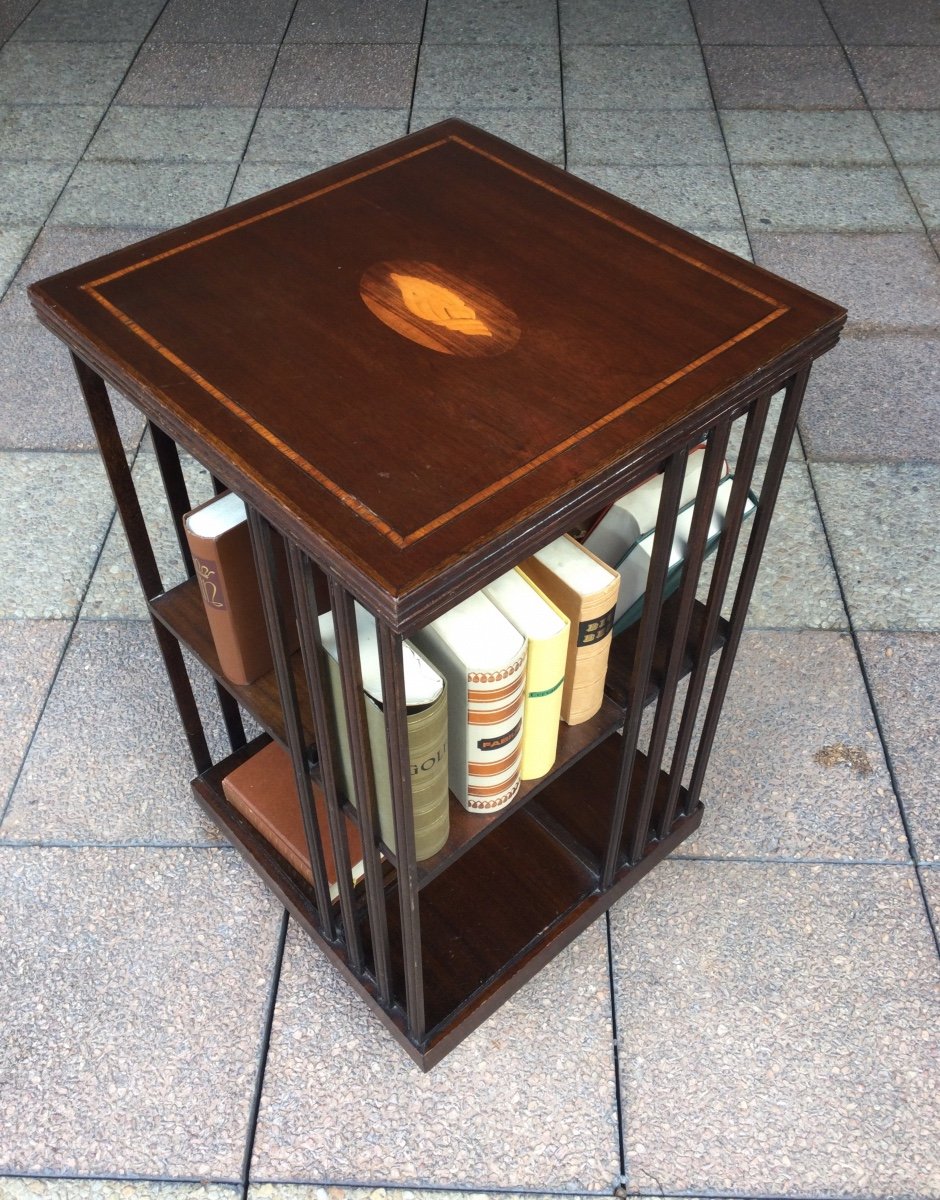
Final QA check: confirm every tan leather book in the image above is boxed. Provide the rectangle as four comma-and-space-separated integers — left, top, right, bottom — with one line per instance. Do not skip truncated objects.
222, 739, 363, 894
521, 535, 620, 725
183, 491, 296, 686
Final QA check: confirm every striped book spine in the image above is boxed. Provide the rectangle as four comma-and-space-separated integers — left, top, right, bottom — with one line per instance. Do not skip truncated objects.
465, 651, 527, 810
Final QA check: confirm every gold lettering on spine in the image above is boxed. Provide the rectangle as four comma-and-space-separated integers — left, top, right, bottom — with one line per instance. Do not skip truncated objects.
194, 556, 226, 609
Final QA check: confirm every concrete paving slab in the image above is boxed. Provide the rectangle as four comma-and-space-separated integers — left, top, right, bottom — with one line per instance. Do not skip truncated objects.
571, 162, 743, 230
566, 109, 726, 165
827, 0, 940, 46
0, 225, 36, 297
250, 918, 618, 1190
148, 0, 295, 43
812, 462, 940, 631
2, 619, 230, 845
267, 43, 419, 108
423, 0, 559, 45
0, 845, 282, 1177
0, 162, 72, 223
415, 44, 561, 109
0, 451, 115, 619
736, 165, 921, 233
50, 161, 237, 227
876, 110, 940, 165
117, 41, 278, 107
285, 0, 425, 44
411, 106, 564, 164
0, 103, 102, 161
246, 107, 409, 165
564, 44, 712, 109
722, 110, 890, 165
12, 0, 164, 41
228, 161, 321, 205
684, 630, 908, 861
0, 42, 136, 105
848, 46, 940, 109
800, 332, 940, 462
690, 0, 835, 44
704, 46, 865, 109
86, 105, 256, 162
611, 860, 940, 1197
560, 0, 697, 44
0, 618, 69, 806
858, 631, 940, 862
901, 165, 940, 230
751, 231, 940, 331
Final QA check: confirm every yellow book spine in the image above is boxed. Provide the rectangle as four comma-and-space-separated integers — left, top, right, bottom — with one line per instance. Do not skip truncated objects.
515, 576, 570, 780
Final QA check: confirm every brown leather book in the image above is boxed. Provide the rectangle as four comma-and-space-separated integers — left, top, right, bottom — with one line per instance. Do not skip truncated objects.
183, 491, 296, 686
222, 740, 364, 893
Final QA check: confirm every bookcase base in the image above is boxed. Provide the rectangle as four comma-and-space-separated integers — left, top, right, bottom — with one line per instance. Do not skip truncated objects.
193, 735, 703, 1071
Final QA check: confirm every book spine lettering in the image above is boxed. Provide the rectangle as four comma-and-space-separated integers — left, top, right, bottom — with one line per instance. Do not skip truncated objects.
464, 652, 526, 810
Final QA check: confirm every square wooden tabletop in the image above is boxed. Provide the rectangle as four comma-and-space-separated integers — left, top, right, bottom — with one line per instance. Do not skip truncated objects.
29, 119, 845, 630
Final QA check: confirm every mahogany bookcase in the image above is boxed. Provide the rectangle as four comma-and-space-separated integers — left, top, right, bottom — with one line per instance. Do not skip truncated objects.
29, 121, 846, 1070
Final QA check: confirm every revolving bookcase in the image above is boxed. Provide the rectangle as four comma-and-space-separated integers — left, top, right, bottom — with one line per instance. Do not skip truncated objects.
29, 120, 846, 1069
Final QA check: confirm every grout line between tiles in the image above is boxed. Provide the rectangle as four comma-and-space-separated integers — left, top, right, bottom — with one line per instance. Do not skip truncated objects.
682, 0, 756, 261
0, 0, 42, 49
671, 852, 918, 867
604, 911, 628, 1186
241, 908, 289, 1199
405, 0, 430, 134
0, 1169, 241, 1186
555, 0, 568, 170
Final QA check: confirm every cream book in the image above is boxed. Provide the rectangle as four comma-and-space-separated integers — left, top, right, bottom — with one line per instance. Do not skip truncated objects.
483, 568, 569, 781
520, 535, 620, 726
413, 593, 527, 813
319, 604, 449, 862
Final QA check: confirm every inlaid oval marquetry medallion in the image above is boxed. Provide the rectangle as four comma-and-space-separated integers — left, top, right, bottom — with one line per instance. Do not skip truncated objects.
360, 260, 520, 357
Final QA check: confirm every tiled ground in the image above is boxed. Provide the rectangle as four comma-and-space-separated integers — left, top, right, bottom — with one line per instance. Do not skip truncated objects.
0, 1, 937, 1198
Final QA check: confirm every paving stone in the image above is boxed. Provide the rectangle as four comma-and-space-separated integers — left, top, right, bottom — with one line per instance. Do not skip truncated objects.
698, 460, 847, 630
681, 631, 908, 861
50, 162, 237, 228
566, 109, 726, 166
922, 867, 940, 929
246, 107, 409, 165
0, 1183, 238, 1200
0, 225, 36, 297
117, 41, 278, 106
560, 0, 697, 44
848, 46, 940, 109
736, 165, 921, 233
267, 43, 418, 108
564, 44, 712, 110
800, 332, 940, 462
285, 0, 425, 43
876, 110, 940, 164
410, 106, 564, 164
858, 632, 940, 862
82, 442, 214, 619
610, 860, 940, 1197
415, 44, 561, 109
12, 0, 164, 40
0, 845, 282, 1176
86, 105, 255, 162
250, 919, 618, 1189
0, 42, 136, 105
704, 46, 865, 109
149, 0, 294, 42
722, 110, 891, 166
901, 165, 940, 230
690, 0, 835, 44
0, 308, 145, 450
11, 223, 158, 288
0, 103, 102, 161
812, 462, 940, 631
0, 619, 69, 806
689, 227, 753, 258
0, 451, 114, 619
228, 162, 321, 205
247, 1192, 592, 1200
571, 163, 743, 231
424, 0, 559, 44
827, 0, 940, 45
0, 162, 71, 223
751, 232, 940, 332
2, 620, 229, 844
0, 0, 33, 43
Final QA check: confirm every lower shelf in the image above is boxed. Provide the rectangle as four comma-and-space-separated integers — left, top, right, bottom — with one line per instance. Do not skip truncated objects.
192, 730, 702, 1069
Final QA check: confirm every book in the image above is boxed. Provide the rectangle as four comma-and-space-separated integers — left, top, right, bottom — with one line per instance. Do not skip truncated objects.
520, 535, 620, 726
221, 739, 364, 896
583, 447, 755, 631
413, 592, 527, 813
483, 568, 569, 781
319, 604, 449, 861
183, 491, 296, 686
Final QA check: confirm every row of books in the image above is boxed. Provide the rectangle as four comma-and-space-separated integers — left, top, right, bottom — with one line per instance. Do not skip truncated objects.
187, 445, 750, 874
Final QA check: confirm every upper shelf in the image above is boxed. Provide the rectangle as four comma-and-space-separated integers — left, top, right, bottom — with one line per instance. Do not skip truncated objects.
30, 119, 846, 631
